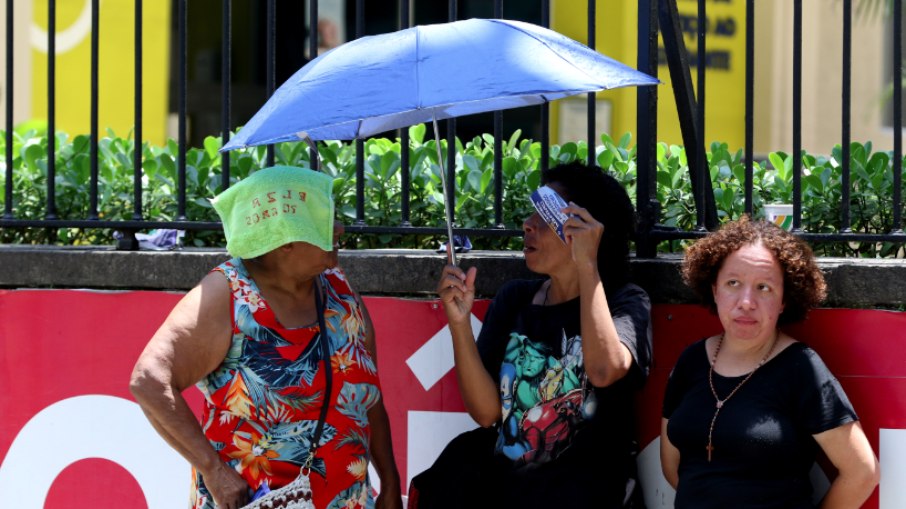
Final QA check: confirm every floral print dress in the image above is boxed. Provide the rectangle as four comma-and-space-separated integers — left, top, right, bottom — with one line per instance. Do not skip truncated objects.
191, 260, 381, 509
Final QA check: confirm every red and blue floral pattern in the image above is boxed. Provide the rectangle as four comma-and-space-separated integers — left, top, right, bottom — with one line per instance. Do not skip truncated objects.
191, 261, 381, 509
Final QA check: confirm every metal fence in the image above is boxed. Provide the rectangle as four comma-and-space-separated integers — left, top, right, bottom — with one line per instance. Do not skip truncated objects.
1, 0, 905, 256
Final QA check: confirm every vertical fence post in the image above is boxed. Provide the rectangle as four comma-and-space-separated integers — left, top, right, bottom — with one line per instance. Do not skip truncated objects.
446, 0, 458, 229
659, 0, 717, 229
540, 0, 550, 171
46, 0, 57, 222
177, 0, 187, 221
133, 0, 144, 220
4, 0, 13, 221
355, 0, 366, 225
119, 0, 141, 249
308, 0, 319, 170
89, 0, 99, 220
792, 0, 802, 232
636, 0, 659, 258
744, 0, 754, 216
587, 0, 596, 166
265, 0, 276, 167
894, 0, 904, 233
220, 0, 232, 190
694, 0, 707, 231
841, 0, 852, 232
399, 0, 411, 226
493, 0, 504, 228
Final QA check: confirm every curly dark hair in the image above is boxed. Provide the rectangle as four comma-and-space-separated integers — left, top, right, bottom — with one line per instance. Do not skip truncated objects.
681, 215, 826, 324
541, 162, 637, 294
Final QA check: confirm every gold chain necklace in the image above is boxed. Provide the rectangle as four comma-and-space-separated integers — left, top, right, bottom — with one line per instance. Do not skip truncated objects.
706, 332, 777, 462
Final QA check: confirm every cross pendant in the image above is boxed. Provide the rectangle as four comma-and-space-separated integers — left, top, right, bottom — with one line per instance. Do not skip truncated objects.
716, 400, 724, 409
706, 442, 714, 462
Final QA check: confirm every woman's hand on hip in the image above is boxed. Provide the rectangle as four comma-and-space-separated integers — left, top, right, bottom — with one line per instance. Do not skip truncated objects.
204, 461, 249, 509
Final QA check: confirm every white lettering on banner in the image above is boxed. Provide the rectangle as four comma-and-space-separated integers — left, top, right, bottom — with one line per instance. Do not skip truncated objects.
636, 437, 830, 508
406, 411, 479, 489
406, 314, 483, 391
881, 428, 906, 509
0, 395, 189, 509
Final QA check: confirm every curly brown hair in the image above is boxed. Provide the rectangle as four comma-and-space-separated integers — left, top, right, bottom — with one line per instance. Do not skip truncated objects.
681, 216, 827, 324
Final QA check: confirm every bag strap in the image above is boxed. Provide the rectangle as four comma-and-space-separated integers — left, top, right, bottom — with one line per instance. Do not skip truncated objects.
307, 275, 332, 467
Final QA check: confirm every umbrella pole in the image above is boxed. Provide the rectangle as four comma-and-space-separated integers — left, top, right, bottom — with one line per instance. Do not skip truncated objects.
432, 114, 457, 266
300, 134, 321, 171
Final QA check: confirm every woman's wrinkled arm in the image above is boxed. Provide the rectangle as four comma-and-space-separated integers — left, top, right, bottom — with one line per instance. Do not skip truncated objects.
815, 421, 879, 509
358, 296, 402, 509
129, 272, 249, 509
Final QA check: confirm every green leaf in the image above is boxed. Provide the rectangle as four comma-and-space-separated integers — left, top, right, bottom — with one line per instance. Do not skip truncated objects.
203, 136, 221, 160
408, 123, 426, 144
803, 174, 823, 193
480, 168, 493, 194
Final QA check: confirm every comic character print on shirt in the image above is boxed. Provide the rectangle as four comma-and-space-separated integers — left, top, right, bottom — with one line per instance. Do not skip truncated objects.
495, 329, 597, 466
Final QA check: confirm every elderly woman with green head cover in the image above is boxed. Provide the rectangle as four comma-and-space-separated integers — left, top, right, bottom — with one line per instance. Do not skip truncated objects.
130, 166, 402, 509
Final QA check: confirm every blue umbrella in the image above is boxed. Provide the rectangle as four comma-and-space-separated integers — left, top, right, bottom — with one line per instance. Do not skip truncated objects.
222, 18, 658, 263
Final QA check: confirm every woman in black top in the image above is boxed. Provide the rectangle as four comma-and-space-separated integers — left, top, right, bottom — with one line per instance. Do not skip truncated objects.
661, 217, 879, 508
411, 163, 652, 508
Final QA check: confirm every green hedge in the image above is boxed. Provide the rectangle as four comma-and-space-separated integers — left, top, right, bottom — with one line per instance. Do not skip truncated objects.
1, 125, 903, 257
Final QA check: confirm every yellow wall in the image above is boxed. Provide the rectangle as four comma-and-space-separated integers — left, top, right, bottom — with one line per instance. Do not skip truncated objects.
552, 0, 747, 149
30, 0, 171, 144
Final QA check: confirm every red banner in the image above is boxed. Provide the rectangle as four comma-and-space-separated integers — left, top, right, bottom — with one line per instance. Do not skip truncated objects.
0, 289, 903, 508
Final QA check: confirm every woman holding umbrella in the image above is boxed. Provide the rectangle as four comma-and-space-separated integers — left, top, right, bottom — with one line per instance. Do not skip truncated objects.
411, 162, 652, 508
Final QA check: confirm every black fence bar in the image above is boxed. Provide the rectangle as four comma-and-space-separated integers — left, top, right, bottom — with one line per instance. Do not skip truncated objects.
894, 0, 904, 233
46, 0, 57, 220
133, 0, 144, 220
7, 1, 906, 253
744, 0, 754, 216
694, 0, 706, 230
4, 0, 13, 219
792, 0, 802, 231
446, 0, 458, 228
399, 0, 411, 226
308, 0, 319, 170
265, 0, 275, 167
493, 0, 503, 227
540, 0, 550, 171
841, 0, 852, 231
636, 0, 659, 258
355, 0, 365, 225
89, 0, 99, 219
220, 0, 231, 190
587, 0, 596, 166
659, 0, 716, 230
177, 0, 187, 220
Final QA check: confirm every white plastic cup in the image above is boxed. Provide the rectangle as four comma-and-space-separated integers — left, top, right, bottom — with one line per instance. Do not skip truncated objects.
764, 203, 794, 231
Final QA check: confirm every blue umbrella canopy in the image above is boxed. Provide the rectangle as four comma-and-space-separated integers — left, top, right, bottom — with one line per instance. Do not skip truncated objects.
222, 18, 658, 149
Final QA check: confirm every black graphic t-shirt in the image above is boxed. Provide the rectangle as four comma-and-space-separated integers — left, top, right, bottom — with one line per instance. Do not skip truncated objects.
476, 279, 652, 507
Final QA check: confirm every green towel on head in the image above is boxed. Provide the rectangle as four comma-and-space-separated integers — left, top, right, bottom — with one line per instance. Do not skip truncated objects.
211, 166, 335, 259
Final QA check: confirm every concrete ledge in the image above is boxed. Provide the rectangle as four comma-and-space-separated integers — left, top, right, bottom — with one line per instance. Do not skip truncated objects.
0, 245, 902, 308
